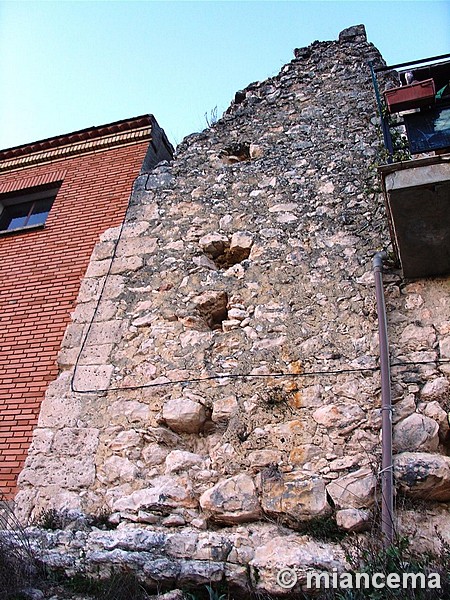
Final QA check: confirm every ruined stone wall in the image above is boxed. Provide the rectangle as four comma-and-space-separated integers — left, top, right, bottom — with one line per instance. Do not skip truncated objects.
15, 26, 450, 594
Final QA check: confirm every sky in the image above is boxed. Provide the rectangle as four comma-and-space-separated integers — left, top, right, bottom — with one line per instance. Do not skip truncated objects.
0, 1, 449, 150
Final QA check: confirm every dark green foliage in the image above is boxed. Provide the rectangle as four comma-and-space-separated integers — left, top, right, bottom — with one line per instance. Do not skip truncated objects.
88, 508, 117, 531
33, 508, 73, 530
185, 583, 229, 600
0, 497, 40, 599
317, 532, 450, 600
63, 570, 151, 600
295, 515, 347, 543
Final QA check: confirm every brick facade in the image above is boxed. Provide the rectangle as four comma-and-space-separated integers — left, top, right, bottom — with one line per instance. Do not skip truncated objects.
0, 116, 172, 497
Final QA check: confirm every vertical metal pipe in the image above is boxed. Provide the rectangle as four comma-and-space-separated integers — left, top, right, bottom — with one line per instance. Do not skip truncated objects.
373, 251, 394, 546
369, 61, 394, 163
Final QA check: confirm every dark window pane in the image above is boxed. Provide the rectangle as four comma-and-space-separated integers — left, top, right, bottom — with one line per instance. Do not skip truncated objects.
0, 201, 34, 231
0, 196, 55, 231
27, 198, 54, 226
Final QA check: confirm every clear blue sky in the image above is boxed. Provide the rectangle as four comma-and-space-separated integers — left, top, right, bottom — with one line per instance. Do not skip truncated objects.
0, 1, 449, 149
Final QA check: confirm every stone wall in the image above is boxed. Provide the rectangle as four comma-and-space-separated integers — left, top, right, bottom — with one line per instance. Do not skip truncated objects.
15, 25, 450, 594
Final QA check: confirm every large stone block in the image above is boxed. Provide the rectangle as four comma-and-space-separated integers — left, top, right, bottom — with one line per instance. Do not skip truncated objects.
113, 476, 197, 512
326, 467, 376, 509
393, 413, 439, 453
162, 398, 207, 433
394, 452, 450, 501
260, 470, 330, 521
200, 474, 261, 524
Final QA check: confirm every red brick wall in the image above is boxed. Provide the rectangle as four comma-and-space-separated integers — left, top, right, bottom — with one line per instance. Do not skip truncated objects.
0, 141, 149, 497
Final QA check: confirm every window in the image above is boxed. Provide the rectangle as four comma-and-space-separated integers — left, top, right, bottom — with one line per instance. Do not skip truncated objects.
0, 184, 60, 233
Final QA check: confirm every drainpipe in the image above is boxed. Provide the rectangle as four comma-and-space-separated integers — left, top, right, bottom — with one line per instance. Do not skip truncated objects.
373, 251, 394, 546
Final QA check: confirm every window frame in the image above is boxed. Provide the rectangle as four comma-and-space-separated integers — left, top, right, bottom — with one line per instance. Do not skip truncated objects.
0, 183, 61, 235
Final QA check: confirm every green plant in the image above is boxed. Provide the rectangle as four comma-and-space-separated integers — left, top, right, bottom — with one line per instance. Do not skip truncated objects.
33, 507, 73, 530
88, 508, 117, 530
296, 515, 347, 543
185, 583, 229, 600
205, 106, 219, 128
0, 496, 40, 599
317, 533, 450, 599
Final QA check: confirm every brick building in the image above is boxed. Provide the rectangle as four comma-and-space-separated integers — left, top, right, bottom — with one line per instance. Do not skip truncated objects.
0, 115, 173, 497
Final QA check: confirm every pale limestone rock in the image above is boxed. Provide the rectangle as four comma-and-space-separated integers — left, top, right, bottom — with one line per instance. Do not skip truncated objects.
162, 514, 186, 527
312, 403, 364, 431
86, 321, 123, 346
268, 203, 298, 213
132, 313, 158, 327
260, 470, 330, 521
392, 395, 416, 424
289, 445, 322, 466
248, 450, 282, 469
18, 454, 96, 489
263, 420, 315, 451
193, 255, 217, 270
326, 467, 376, 509
143, 427, 181, 446
420, 377, 449, 401
198, 233, 229, 258
276, 213, 298, 224
99, 225, 120, 242
327, 454, 364, 472
28, 428, 54, 454
250, 534, 345, 595
400, 324, 436, 350
393, 413, 439, 453
91, 240, 115, 261
113, 476, 197, 512
420, 401, 449, 440
179, 330, 213, 348
249, 144, 264, 159
394, 452, 450, 501
51, 428, 99, 457
440, 336, 450, 359
37, 372, 82, 428
298, 385, 323, 408
162, 398, 207, 433
77, 343, 113, 365
211, 395, 238, 423
336, 508, 371, 532
230, 231, 253, 256
48, 491, 84, 513
318, 180, 335, 194
165, 450, 204, 473
200, 474, 261, 524
252, 336, 286, 351
108, 429, 142, 452
110, 400, 149, 423
116, 236, 158, 257
85, 259, 111, 278
191, 517, 208, 530
110, 255, 144, 274
222, 319, 241, 332
73, 365, 114, 392
141, 443, 169, 466
102, 455, 138, 483
137, 511, 159, 524
101, 274, 125, 300
76, 277, 103, 304
227, 308, 247, 320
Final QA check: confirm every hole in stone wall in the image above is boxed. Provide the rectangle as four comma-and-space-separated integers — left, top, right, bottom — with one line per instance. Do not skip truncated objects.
193, 290, 229, 331
199, 232, 253, 269
218, 142, 251, 164
214, 245, 250, 269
